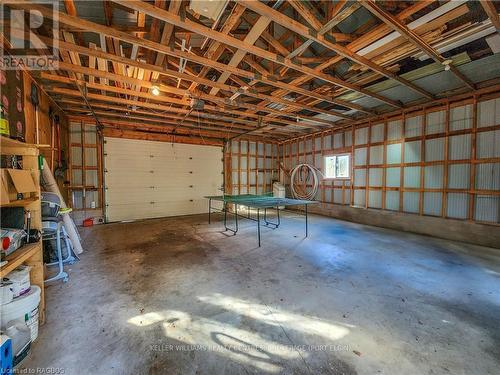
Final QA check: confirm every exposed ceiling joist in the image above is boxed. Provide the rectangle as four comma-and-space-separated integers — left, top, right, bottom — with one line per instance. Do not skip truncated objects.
360, 0, 475, 90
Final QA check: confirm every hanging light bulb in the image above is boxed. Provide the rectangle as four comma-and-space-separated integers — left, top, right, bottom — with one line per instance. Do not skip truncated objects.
150, 85, 160, 96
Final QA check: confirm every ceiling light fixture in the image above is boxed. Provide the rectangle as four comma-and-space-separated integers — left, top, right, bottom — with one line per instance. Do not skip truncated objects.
442, 59, 453, 71
150, 85, 160, 96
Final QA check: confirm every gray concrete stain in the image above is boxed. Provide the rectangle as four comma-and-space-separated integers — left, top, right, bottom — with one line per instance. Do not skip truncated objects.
21, 212, 500, 375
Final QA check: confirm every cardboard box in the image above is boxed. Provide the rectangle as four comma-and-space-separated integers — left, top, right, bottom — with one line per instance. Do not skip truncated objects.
0, 169, 37, 204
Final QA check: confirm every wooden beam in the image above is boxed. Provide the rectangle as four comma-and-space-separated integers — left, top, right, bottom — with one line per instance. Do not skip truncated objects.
58, 98, 295, 138
209, 14, 272, 96
480, 0, 500, 31
36, 37, 354, 122
47, 87, 315, 132
103, 127, 224, 146
9, 4, 374, 113
189, 3, 246, 91
238, 0, 434, 100
361, 0, 476, 90
102, 0, 402, 107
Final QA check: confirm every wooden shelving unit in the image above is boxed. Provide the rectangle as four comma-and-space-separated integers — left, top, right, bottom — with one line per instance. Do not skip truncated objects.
0, 135, 45, 324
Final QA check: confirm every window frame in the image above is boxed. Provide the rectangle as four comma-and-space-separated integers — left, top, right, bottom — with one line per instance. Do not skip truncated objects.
323, 153, 351, 180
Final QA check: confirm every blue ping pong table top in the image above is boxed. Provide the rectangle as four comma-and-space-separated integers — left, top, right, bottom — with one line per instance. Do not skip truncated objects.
205, 194, 317, 208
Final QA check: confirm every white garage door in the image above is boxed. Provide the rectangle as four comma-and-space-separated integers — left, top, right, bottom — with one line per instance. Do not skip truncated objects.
104, 137, 222, 222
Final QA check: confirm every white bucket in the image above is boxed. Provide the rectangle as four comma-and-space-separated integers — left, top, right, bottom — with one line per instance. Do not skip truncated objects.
0, 286, 40, 341
4, 266, 31, 298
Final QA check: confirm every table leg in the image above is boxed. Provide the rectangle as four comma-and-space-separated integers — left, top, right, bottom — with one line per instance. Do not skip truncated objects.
305, 204, 308, 237
257, 208, 261, 247
208, 198, 212, 224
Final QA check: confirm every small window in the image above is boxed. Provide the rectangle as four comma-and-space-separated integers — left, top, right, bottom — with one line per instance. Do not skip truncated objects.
324, 154, 350, 179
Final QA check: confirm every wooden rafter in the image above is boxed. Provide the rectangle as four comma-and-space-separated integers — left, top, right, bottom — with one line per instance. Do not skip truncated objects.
238, 0, 434, 100
360, 0, 476, 90
480, 0, 500, 31
104, 0, 402, 107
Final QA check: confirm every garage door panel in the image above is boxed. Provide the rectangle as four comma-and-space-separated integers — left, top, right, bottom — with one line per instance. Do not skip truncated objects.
104, 138, 222, 222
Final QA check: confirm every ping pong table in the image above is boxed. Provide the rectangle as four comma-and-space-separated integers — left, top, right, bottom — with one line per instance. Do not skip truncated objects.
205, 193, 317, 246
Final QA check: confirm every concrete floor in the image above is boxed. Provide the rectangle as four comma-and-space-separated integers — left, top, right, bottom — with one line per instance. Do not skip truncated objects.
22, 211, 500, 374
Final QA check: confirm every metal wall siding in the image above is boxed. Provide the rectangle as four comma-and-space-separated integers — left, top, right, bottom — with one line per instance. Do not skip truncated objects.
475, 163, 500, 190
69, 122, 82, 143
423, 192, 442, 216
424, 165, 444, 189
448, 164, 470, 189
353, 189, 366, 207
333, 189, 343, 204
426, 110, 446, 134
447, 193, 469, 219
371, 123, 385, 142
370, 145, 384, 165
71, 147, 82, 166
324, 135, 332, 149
477, 130, 500, 159
355, 127, 369, 145
240, 141, 248, 153
324, 188, 331, 202
474, 195, 500, 223
344, 189, 351, 204
72, 170, 82, 185
386, 167, 401, 187
403, 192, 419, 213
354, 169, 367, 186
449, 134, 471, 160
369, 168, 383, 187
85, 170, 98, 187
306, 139, 313, 153
404, 141, 421, 163
354, 147, 367, 166
405, 115, 423, 138
404, 167, 421, 188
385, 191, 399, 211
333, 133, 343, 149
386, 143, 402, 164
387, 120, 403, 140
368, 190, 382, 208
425, 138, 445, 161
258, 143, 265, 154
477, 98, 500, 128
315, 137, 322, 150
450, 104, 472, 131
345, 131, 353, 147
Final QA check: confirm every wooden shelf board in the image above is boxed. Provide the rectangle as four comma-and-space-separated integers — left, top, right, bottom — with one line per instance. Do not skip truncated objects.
1, 196, 39, 207
1, 242, 41, 276
0, 135, 48, 149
